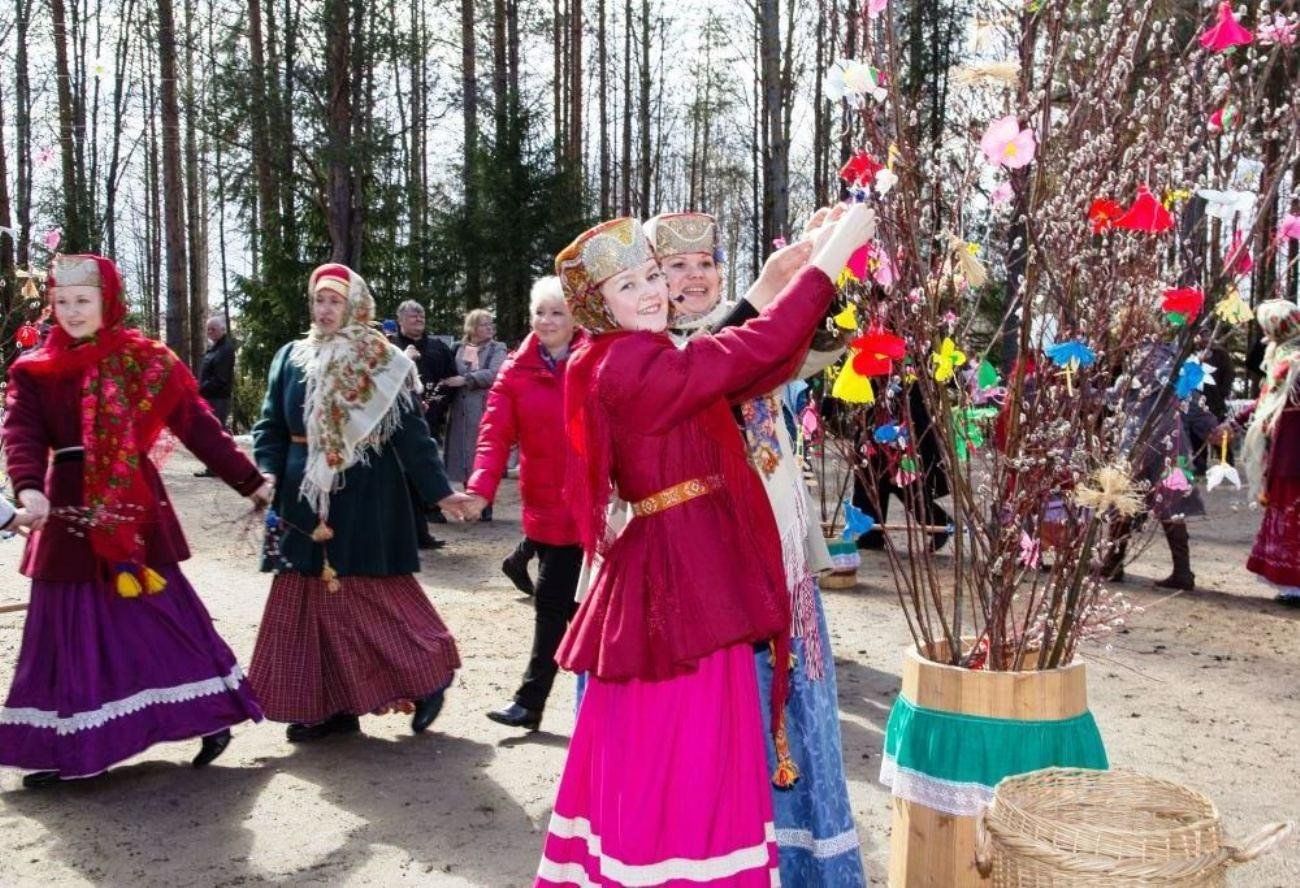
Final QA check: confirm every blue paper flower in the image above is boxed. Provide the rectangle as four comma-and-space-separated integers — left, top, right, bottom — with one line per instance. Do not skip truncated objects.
1174, 360, 1204, 399
1044, 339, 1096, 368
842, 500, 877, 541
873, 423, 904, 444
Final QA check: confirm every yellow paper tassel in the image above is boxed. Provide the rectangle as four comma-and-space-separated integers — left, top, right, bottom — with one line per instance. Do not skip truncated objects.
832, 303, 858, 331
831, 358, 876, 404
311, 521, 335, 542
116, 570, 143, 598
321, 561, 341, 593
141, 566, 168, 595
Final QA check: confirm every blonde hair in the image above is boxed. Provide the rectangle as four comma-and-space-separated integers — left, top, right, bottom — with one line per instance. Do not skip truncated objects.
462, 308, 495, 342
529, 276, 566, 315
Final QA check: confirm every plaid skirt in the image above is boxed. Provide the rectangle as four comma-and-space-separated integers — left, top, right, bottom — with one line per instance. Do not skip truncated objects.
249, 573, 460, 724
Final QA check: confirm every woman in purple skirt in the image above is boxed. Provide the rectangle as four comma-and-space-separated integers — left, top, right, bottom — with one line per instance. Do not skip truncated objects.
1, 253, 271, 788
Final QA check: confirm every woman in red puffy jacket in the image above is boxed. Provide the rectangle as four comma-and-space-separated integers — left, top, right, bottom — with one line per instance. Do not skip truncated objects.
465, 277, 588, 731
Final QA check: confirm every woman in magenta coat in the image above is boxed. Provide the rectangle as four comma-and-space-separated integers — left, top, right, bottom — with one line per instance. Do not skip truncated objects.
466, 276, 588, 730
1, 254, 271, 788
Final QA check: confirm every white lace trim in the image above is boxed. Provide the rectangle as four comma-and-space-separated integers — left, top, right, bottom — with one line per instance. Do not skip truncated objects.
540, 813, 777, 886
879, 754, 994, 817
774, 826, 861, 859
0, 666, 246, 737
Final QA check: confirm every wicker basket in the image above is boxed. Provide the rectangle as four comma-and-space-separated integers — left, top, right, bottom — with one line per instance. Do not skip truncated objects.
975, 768, 1293, 887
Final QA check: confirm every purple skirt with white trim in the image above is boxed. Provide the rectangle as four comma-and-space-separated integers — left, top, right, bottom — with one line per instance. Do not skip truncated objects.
0, 564, 262, 779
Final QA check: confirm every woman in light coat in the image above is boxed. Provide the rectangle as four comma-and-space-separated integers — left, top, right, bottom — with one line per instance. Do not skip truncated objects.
444, 310, 508, 500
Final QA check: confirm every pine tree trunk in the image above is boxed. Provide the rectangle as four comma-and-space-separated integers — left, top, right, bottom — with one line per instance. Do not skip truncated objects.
0, 83, 13, 282
279, 0, 299, 256
103, 0, 136, 259
462, 0, 481, 305
158, 0, 190, 362
637, 0, 650, 213
184, 0, 207, 367
323, 0, 353, 264
597, 0, 609, 216
758, 0, 788, 249
51, 0, 85, 252
620, 0, 632, 215
568, 0, 583, 181
15, 0, 33, 266
246, 0, 279, 256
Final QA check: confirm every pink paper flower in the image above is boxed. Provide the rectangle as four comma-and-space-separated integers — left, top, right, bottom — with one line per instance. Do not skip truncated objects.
1257, 13, 1297, 47
1278, 214, 1300, 241
872, 250, 895, 288
43, 228, 62, 252
1199, 2, 1253, 53
1226, 230, 1253, 276
980, 116, 1036, 169
867, 0, 887, 18
991, 181, 1014, 205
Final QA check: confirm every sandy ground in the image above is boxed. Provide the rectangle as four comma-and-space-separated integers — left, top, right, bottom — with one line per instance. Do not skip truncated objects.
0, 445, 1296, 887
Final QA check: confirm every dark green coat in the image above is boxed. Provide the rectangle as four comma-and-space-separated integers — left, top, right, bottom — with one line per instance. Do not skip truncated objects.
253, 342, 453, 577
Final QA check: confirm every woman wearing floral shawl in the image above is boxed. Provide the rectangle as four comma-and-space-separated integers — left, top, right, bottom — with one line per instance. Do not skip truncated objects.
1223, 300, 1300, 605
250, 263, 473, 741
1, 253, 270, 788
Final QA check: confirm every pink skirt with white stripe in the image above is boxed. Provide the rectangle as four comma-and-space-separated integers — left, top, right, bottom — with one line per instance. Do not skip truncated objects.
536, 644, 778, 887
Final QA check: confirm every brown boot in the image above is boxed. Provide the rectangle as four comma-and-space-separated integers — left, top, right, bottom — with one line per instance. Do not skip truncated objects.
1154, 520, 1195, 590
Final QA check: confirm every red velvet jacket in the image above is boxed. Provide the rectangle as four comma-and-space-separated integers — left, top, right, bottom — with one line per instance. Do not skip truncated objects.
3, 364, 264, 581
557, 266, 835, 682
467, 329, 588, 545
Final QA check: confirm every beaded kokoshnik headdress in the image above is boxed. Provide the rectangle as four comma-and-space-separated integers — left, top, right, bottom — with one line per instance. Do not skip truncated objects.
556, 217, 656, 333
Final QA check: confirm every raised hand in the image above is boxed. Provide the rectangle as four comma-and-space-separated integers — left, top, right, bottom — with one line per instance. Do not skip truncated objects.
811, 203, 877, 281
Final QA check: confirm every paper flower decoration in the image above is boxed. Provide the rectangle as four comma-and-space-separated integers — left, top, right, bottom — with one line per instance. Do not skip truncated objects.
850, 328, 906, 377
1257, 13, 1297, 46
867, 0, 888, 18
824, 59, 886, 103
1174, 359, 1214, 399
1045, 339, 1095, 395
43, 228, 62, 252
800, 404, 820, 438
875, 167, 899, 196
1199, 2, 1254, 53
1226, 230, 1253, 277
980, 115, 1036, 169
842, 500, 877, 541
1114, 186, 1174, 233
1206, 438, 1242, 491
1208, 105, 1239, 131
1088, 199, 1125, 234
839, 151, 883, 187
15, 323, 40, 348
1075, 465, 1143, 517
832, 358, 876, 403
1162, 466, 1192, 492
894, 455, 920, 486
930, 338, 966, 382
1214, 286, 1254, 325
873, 423, 903, 444
991, 181, 1013, 205
1278, 214, 1300, 241
1161, 287, 1205, 326
1019, 531, 1041, 569
832, 303, 858, 331
953, 405, 999, 461
1197, 188, 1256, 221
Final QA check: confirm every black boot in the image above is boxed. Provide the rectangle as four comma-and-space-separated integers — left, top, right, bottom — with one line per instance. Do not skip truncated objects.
22, 770, 62, 789
486, 702, 542, 732
502, 553, 534, 596
1101, 519, 1130, 582
412, 690, 446, 734
193, 728, 232, 768
286, 713, 361, 743
1154, 520, 1195, 591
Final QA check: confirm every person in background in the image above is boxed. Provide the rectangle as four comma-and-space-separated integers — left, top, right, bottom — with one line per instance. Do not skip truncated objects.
194, 315, 237, 477
464, 277, 587, 730
389, 300, 459, 549
444, 308, 507, 519
1190, 328, 1236, 475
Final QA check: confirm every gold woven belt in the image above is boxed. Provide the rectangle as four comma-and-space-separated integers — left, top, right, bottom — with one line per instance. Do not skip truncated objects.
630, 475, 724, 518
290, 435, 308, 444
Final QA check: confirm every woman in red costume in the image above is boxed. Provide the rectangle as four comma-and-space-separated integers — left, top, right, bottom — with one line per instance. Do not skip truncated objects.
534, 204, 875, 887
1, 254, 270, 788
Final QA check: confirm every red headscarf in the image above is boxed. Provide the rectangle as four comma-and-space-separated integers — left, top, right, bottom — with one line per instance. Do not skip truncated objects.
14, 254, 196, 590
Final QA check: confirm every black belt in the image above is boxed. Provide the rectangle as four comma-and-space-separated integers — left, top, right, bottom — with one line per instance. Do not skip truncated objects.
53, 446, 85, 465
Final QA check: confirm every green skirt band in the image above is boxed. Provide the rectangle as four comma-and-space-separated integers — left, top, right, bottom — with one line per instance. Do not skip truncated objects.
879, 694, 1108, 816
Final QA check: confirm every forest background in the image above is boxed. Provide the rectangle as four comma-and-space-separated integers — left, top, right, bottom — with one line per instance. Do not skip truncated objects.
0, 0, 1295, 423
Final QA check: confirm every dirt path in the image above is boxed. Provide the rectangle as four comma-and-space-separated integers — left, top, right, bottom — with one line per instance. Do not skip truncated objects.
1, 446, 1296, 886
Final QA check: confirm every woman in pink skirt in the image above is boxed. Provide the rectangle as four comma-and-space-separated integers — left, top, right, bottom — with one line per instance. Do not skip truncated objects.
536, 204, 875, 886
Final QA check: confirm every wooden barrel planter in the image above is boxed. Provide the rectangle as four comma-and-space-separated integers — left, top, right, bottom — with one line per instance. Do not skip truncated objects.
882, 644, 1108, 887
821, 538, 861, 588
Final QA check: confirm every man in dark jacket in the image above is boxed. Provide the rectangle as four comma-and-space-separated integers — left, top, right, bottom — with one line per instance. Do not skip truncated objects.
195, 316, 237, 477
389, 300, 458, 548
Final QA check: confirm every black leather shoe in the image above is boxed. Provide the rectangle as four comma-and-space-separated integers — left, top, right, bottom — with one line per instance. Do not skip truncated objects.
193, 728, 232, 768
193, 469, 216, 478
418, 536, 446, 550
501, 555, 534, 596
23, 770, 63, 789
411, 690, 446, 734
486, 702, 541, 732
286, 713, 361, 743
